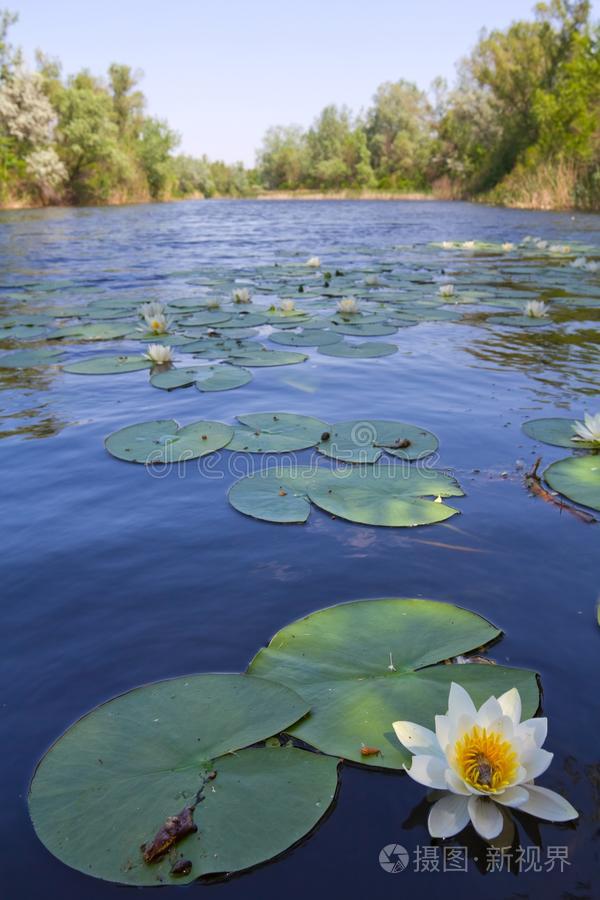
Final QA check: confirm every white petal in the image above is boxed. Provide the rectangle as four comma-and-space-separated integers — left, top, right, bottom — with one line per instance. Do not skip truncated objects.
404, 754, 448, 789
497, 687, 521, 725
518, 717, 547, 748
475, 696, 503, 728
434, 714, 450, 750
392, 721, 443, 757
447, 682, 476, 721
523, 748, 553, 781
428, 794, 470, 839
468, 796, 504, 839
494, 785, 529, 807
445, 768, 471, 795
518, 784, 578, 821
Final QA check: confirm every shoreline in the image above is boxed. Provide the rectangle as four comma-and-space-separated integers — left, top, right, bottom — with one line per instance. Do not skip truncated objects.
0, 191, 593, 213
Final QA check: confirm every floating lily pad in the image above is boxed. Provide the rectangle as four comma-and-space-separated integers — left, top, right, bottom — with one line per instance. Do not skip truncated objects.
150, 365, 252, 392
307, 467, 462, 527
48, 323, 133, 341
318, 342, 397, 359
331, 321, 398, 337
105, 418, 233, 463
544, 455, 600, 511
29, 674, 339, 885
229, 349, 308, 367
269, 330, 342, 347
229, 465, 462, 527
0, 325, 46, 340
487, 314, 552, 328
63, 355, 152, 375
217, 312, 268, 328
318, 419, 439, 463
228, 466, 315, 522
522, 417, 598, 450
0, 348, 64, 368
228, 412, 330, 453
248, 598, 540, 769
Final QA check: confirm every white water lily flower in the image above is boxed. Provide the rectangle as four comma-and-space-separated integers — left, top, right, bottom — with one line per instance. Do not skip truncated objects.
280, 300, 296, 313
524, 300, 549, 318
141, 311, 170, 334
534, 239, 548, 250
462, 241, 475, 249
584, 260, 598, 272
571, 256, 586, 268
139, 301, 165, 320
306, 256, 321, 267
441, 241, 453, 249
393, 682, 578, 841
439, 284, 455, 297
365, 274, 381, 286
572, 411, 600, 443
549, 244, 570, 253
206, 297, 221, 309
337, 297, 359, 314
502, 242, 514, 251
143, 344, 173, 364
232, 287, 251, 304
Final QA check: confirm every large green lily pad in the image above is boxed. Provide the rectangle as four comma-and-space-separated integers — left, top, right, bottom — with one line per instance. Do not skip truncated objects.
544, 455, 600, 511
49, 323, 133, 341
248, 599, 540, 769
63, 355, 152, 375
522, 417, 598, 449
330, 321, 398, 337
228, 412, 330, 453
29, 674, 339, 885
318, 342, 397, 359
228, 466, 316, 523
105, 418, 233, 463
318, 419, 439, 463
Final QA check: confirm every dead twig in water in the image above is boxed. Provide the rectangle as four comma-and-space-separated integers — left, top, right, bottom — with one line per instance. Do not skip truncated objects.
525, 457, 597, 525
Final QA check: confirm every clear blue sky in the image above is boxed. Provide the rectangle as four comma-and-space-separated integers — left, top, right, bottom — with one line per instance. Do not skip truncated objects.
11, 0, 600, 166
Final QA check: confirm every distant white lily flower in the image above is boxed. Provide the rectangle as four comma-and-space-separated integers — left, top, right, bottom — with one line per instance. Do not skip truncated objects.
462, 241, 475, 249
143, 344, 173, 364
524, 300, 549, 318
572, 411, 600, 443
365, 275, 381, 286
232, 287, 252, 304
570, 257, 586, 268
441, 241, 453, 250
280, 300, 296, 313
502, 242, 514, 251
140, 301, 165, 320
393, 682, 578, 841
549, 243, 570, 253
306, 256, 321, 267
206, 297, 221, 309
522, 236, 533, 244
337, 297, 359, 314
439, 284, 455, 297
141, 311, 170, 334
584, 260, 598, 272
534, 239, 548, 250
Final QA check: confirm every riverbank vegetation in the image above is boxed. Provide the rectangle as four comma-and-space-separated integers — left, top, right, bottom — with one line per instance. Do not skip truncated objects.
0, 1, 598, 210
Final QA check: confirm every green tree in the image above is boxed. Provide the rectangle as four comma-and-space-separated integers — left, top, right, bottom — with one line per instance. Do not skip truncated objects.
366, 80, 433, 188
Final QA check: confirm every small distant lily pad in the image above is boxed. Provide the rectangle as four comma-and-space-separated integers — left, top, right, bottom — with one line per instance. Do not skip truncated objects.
229, 349, 308, 367
63, 355, 152, 375
150, 365, 252, 392
105, 418, 233, 463
522, 417, 598, 450
228, 412, 330, 453
318, 419, 439, 463
330, 321, 398, 337
0, 348, 64, 368
544, 455, 600, 511
269, 330, 342, 347
318, 342, 397, 359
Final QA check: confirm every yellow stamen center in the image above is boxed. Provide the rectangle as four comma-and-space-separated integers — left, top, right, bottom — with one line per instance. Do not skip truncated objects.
150, 320, 164, 332
454, 725, 518, 793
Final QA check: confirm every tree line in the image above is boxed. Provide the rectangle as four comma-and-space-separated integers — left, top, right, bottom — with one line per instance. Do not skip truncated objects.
0, 1, 598, 210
